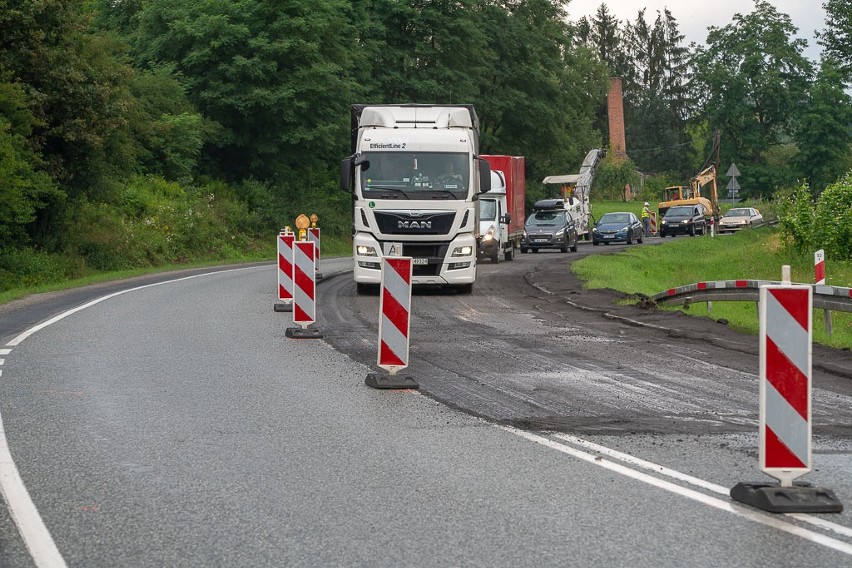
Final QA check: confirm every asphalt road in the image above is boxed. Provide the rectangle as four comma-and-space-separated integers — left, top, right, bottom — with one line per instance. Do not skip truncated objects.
1, 245, 850, 567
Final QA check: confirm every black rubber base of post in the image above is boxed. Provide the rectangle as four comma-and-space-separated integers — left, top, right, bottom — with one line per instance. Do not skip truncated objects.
285, 327, 323, 339
273, 303, 293, 312
365, 373, 419, 390
316, 272, 323, 281
730, 481, 844, 513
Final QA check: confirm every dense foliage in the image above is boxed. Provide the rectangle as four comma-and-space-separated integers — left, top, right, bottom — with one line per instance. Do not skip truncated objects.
0, 0, 850, 293
778, 172, 852, 261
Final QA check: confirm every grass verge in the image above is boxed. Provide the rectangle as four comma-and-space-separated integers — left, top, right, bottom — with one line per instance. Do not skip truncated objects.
572, 228, 851, 349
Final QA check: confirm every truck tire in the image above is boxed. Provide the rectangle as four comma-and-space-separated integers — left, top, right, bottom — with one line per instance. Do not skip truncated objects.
456, 283, 473, 295
356, 283, 378, 296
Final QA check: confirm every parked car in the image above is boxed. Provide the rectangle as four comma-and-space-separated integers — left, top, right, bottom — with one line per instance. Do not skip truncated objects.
718, 207, 763, 233
591, 212, 644, 245
521, 206, 578, 253
660, 205, 706, 237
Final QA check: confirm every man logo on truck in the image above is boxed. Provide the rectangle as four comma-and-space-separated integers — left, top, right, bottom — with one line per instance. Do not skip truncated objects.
398, 221, 432, 229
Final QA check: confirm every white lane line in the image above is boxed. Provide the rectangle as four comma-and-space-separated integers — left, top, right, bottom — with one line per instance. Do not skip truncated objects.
0, 265, 265, 567
554, 433, 852, 540
0, 411, 67, 567
0, 359, 5, 365
0, 349, 11, 355
501, 426, 852, 556
6, 266, 262, 347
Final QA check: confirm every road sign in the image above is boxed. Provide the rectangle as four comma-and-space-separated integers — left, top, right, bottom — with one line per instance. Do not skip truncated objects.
726, 163, 740, 177
726, 178, 740, 191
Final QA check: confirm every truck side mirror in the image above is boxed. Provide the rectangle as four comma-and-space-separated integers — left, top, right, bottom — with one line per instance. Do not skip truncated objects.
501, 213, 511, 224
339, 156, 354, 191
340, 154, 369, 192
478, 160, 491, 193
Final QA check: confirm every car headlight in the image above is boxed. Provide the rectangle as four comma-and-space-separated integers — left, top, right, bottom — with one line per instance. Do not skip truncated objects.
661, 220, 667, 225
452, 246, 473, 257
356, 245, 377, 257
554, 228, 564, 237
616, 227, 628, 234
592, 227, 600, 234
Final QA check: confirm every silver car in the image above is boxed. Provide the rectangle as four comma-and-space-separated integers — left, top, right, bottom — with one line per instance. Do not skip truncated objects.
719, 207, 763, 233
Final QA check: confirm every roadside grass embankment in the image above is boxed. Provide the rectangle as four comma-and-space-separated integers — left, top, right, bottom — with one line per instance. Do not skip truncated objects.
0, 237, 353, 306
572, 228, 851, 349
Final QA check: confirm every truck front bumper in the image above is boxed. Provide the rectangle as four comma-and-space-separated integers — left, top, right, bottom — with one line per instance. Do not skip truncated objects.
353, 232, 477, 285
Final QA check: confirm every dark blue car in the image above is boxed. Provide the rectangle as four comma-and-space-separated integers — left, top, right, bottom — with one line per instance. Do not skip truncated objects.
592, 212, 644, 245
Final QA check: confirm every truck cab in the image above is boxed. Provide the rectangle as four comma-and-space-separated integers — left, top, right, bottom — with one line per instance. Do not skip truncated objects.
340, 105, 490, 294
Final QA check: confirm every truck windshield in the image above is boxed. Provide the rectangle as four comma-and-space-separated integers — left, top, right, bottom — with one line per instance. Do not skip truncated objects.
359, 152, 469, 199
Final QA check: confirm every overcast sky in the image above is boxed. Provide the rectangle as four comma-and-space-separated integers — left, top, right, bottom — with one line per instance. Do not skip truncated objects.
565, 0, 828, 63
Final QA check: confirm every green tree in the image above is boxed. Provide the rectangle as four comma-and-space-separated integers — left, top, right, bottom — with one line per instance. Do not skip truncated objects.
691, 1, 812, 198
817, 0, 852, 83
133, 0, 361, 185
622, 9, 693, 176
0, 82, 62, 245
795, 60, 852, 192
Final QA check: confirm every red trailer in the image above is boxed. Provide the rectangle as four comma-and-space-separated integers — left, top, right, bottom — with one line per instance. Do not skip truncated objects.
479, 155, 525, 262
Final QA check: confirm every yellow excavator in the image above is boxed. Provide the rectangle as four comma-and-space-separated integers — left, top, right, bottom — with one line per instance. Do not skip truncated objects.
658, 132, 721, 221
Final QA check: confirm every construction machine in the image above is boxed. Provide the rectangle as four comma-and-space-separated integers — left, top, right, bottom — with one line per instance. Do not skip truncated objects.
658, 132, 721, 221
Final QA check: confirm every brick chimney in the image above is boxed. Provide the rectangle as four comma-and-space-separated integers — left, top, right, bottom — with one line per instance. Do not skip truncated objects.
607, 77, 627, 159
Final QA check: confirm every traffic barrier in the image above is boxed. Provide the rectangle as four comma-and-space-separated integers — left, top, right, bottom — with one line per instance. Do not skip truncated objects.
274, 231, 294, 312
730, 267, 843, 513
649, 211, 657, 236
365, 257, 419, 389
285, 241, 323, 339
308, 227, 322, 280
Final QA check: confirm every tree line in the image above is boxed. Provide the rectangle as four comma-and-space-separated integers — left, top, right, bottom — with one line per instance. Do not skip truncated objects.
1, 0, 850, 287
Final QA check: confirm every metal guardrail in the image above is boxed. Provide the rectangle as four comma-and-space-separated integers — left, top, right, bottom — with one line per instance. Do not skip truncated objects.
652, 280, 852, 313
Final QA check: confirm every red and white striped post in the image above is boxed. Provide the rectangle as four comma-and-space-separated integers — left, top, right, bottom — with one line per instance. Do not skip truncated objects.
814, 249, 833, 335
814, 249, 825, 285
649, 212, 657, 236
365, 256, 419, 389
308, 227, 322, 280
285, 241, 323, 339
274, 231, 295, 312
730, 265, 843, 513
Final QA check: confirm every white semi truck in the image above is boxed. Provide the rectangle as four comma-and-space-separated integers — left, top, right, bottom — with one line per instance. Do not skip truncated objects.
340, 105, 491, 294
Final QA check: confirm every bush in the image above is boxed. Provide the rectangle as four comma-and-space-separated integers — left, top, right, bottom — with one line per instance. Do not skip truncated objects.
813, 173, 852, 260
592, 155, 640, 201
778, 171, 852, 260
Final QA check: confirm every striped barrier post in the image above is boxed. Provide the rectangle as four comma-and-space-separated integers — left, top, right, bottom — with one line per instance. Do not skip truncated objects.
730, 266, 842, 513
365, 256, 419, 389
649, 212, 657, 236
274, 231, 295, 312
815, 249, 832, 335
308, 227, 322, 280
285, 241, 323, 339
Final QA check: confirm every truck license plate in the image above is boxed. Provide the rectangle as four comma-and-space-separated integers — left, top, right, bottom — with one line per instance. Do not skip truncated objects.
412, 258, 428, 265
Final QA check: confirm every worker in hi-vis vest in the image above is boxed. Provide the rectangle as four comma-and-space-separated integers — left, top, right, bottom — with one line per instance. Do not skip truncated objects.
641, 202, 651, 236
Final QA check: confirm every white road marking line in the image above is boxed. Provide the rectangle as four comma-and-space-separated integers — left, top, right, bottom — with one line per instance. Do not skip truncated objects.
501, 426, 852, 556
554, 433, 852, 540
0, 359, 4, 365
6, 266, 261, 347
0, 265, 264, 567
0, 349, 11, 355
0, 412, 67, 568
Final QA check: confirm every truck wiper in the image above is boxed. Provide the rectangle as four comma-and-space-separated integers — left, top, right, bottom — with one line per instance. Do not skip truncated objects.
364, 186, 411, 199
428, 189, 462, 199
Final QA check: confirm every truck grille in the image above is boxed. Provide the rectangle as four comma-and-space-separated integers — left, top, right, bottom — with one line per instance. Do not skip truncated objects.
373, 211, 456, 235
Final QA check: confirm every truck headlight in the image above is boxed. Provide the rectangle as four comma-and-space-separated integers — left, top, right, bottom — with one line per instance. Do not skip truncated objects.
356, 245, 377, 257
452, 246, 473, 257
482, 225, 495, 242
